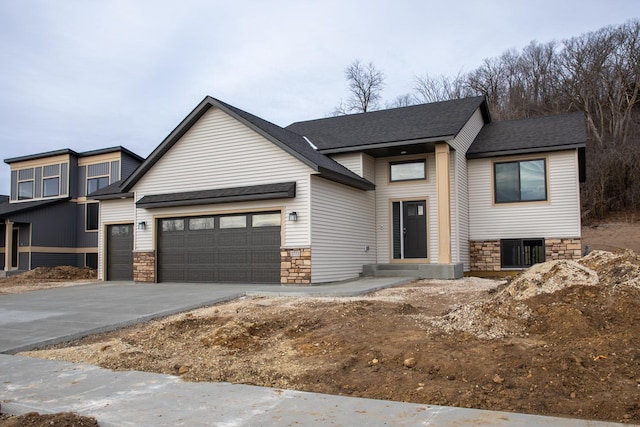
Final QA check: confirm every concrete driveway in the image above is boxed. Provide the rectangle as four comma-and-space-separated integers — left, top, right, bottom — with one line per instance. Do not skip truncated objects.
0, 281, 272, 354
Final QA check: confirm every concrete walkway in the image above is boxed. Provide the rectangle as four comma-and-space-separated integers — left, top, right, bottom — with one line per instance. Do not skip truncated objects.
0, 278, 626, 426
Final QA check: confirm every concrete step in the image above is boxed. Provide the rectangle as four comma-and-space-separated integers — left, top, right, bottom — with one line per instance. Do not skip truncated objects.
363, 263, 464, 280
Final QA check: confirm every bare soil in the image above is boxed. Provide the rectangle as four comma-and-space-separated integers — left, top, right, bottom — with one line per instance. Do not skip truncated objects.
0, 266, 97, 294
0, 410, 98, 427
23, 250, 640, 424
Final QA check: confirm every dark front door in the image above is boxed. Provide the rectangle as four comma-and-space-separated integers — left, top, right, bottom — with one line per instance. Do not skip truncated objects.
403, 201, 427, 258
107, 224, 133, 280
392, 200, 427, 260
11, 228, 18, 269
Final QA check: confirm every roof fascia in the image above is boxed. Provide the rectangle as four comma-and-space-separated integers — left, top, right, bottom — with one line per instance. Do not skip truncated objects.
317, 135, 453, 154
92, 192, 134, 201
316, 167, 375, 191
466, 143, 586, 159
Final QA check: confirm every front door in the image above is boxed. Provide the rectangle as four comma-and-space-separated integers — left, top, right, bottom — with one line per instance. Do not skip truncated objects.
11, 228, 18, 269
392, 200, 427, 260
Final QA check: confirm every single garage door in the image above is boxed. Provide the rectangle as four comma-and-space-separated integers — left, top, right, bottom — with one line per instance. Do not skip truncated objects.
107, 224, 134, 280
157, 211, 281, 283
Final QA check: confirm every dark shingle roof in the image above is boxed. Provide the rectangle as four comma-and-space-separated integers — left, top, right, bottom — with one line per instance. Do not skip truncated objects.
136, 182, 296, 209
4, 146, 143, 164
122, 97, 375, 191
0, 197, 70, 217
89, 180, 133, 200
467, 112, 586, 158
286, 97, 490, 152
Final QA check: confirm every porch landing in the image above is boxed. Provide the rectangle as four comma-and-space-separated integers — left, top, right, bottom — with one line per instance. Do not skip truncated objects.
362, 263, 464, 280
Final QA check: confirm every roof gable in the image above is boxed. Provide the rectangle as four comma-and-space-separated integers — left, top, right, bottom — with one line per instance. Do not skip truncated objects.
467, 112, 586, 159
286, 96, 490, 152
122, 97, 374, 191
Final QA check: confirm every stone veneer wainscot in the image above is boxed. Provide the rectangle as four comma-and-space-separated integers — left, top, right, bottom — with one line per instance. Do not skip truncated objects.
133, 251, 155, 282
281, 248, 311, 285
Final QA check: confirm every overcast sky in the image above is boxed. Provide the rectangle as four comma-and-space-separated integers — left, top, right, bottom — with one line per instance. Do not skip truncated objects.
0, 1, 635, 194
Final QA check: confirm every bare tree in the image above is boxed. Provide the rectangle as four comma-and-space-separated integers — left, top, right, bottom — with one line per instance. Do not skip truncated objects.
333, 60, 385, 114
414, 71, 469, 103
386, 93, 417, 109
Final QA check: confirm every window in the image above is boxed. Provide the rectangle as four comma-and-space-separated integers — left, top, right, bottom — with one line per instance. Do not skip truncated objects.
494, 159, 547, 203
86, 203, 99, 231
390, 160, 426, 182
161, 219, 184, 232
189, 217, 215, 230
501, 239, 545, 268
220, 215, 247, 229
252, 213, 280, 227
87, 176, 110, 195
86, 253, 98, 269
43, 177, 60, 197
18, 181, 33, 200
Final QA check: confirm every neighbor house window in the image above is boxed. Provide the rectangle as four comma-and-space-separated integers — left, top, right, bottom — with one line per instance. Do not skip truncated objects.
494, 159, 547, 203
501, 238, 545, 268
390, 159, 426, 182
18, 181, 34, 200
43, 177, 60, 197
86, 203, 99, 231
87, 176, 110, 195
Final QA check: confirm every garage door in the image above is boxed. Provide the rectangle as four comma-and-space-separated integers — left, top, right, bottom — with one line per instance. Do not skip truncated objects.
107, 224, 134, 280
157, 212, 281, 283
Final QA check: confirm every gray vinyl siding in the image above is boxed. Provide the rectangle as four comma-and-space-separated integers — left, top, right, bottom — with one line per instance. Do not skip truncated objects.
448, 109, 485, 269
468, 150, 581, 239
330, 153, 364, 177
78, 166, 86, 197
310, 176, 376, 283
34, 167, 42, 198
133, 107, 314, 251
110, 160, 120, 183
121, 153, 142, 180
18, 168, 33, 180
10, 170, 17, 200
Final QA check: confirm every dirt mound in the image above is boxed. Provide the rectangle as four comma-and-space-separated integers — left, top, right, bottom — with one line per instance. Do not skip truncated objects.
0, 266, 96, 284
433, 250, 640, 339
0, 410, 98, 426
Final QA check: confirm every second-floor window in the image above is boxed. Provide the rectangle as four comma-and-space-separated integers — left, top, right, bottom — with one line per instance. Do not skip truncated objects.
494, 158, 547, 203
42, 177, 59, 197
18, 180, 33, 200
87, 176, 109, 195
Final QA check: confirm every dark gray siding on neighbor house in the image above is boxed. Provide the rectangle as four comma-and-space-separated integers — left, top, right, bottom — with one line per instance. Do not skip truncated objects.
121, 153, 141, 181
18, 252, 29, 270
31, 252, 80, 268
110, 160, 120, 183
10, 171, 17, 200
68, 156, 78, 198
0, 227, 4, 270
77, 204, 98, 247
34, 167, 42, 198
10, 203, 77, 247
78, 166, 86, 197
60, 162, 68, 195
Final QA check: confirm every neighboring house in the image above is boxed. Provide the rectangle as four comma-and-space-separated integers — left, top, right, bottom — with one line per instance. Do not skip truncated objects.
0, 147, 143, 272
94, 96, 586, 284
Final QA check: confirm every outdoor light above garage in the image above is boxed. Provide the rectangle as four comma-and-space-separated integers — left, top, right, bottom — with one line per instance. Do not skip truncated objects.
288, 211, 298, 221
137, 221, 146, 230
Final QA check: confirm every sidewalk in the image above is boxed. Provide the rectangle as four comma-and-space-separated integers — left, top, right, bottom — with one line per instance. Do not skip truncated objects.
0, 355, 624, 427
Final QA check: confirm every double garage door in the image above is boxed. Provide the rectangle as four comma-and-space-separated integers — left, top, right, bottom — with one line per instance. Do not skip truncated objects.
157, 211, 281, 284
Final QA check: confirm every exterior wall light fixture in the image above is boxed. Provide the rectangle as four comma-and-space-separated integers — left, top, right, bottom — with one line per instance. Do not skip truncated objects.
288, 211, 298, 222
137, 221, 146, 230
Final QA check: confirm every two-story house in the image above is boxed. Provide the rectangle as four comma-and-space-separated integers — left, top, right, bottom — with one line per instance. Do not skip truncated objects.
1, 147, 143, 272
94, 96, 586, 284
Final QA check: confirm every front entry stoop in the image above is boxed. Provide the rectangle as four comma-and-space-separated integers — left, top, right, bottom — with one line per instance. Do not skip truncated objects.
362, 263, 464, 280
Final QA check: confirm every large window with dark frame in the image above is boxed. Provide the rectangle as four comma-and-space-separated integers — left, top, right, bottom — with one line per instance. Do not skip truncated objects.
87, 176, 110, 195
501, 238, 545, 268
494, 158, 547, 203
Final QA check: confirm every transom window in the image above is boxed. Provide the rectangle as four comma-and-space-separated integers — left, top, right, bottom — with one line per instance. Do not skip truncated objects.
220, 215, 247, 229
87, 176, 110, 195
390, 159, 426, 182
494, 159, 547, 203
